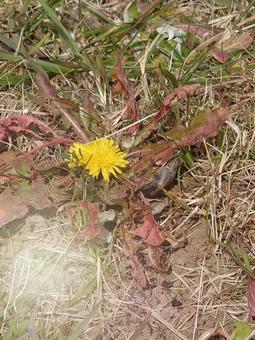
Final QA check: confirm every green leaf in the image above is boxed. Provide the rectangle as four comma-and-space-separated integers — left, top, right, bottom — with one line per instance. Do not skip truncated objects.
3, 320, 29, 340
234, 321, 252, 340
0, 74, 30, 87
0, 51, 85, 74
128, 1, 141, 20
28, 32, 51, 56
0, 33, 28, 57
38, 0, 80, 56
81, 2, 114, 24
179, 150, 193, 168
28, 58, 78, 73
0, 51, 23, 63
27, 0, 61, 32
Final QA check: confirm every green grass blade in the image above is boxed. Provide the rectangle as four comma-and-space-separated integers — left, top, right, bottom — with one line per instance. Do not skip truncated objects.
38, 0, 80, 56
27, 0, 62, 32
81, 1, 115, 24
0, 51, 88, 74
29, 58, 75, 73
0, 74, 30, 87
0, 51, 22, 63
0, 33, 27, 57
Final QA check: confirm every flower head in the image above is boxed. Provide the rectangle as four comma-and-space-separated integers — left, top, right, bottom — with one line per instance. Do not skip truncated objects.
67, 139, 129, 182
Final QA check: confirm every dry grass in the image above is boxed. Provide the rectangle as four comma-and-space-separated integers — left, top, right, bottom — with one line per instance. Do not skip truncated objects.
0, 0, 255, 339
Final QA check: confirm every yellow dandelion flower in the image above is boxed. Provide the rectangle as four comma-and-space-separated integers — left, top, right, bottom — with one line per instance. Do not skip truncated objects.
67, 139, 129, 182
67, 142, 90, 168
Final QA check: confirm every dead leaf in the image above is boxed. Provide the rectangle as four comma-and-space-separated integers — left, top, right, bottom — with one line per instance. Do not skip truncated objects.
197, 327, 232, 340
131, 214, 165, 246
48, 175, 74, 204
0, 150, 30, 173
82, 91, 94, 113
75, 223, 101, 241
0, 175, 74, 227
0, 114, 57, 142
148, 246, 171, 273
121, 227, 147, 288
247, 273, 255, 319
131, 257, 148, 288
35, 73, 89, 142
0, 187, 29, 226
110, 106, 227, 200
19, 176, 55, 210
35, 72, 57, 98
112, 60, 140, 133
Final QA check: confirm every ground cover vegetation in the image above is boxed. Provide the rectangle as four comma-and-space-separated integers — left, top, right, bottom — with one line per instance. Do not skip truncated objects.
0, 0, 255, 339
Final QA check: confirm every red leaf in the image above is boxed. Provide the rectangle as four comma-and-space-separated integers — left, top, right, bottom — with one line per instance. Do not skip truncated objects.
75, 200, 103, 241
0, 114, 57, 142
113, 60, 140, 133
247, 273, 255, 319
0, 137, 73, 171
80, 200, 100, 223
174, 24, 254, 63
212, 31, 254, 63
215, 31, 254, 53
174, 24, 221, 39
152, 107, 229, 164
35, 73, 57, 99
131, 214, 165, 246
154, 84, 200, 121
133, 84, 200, 146
75, 223, 101, 241
211, 47, 230, 63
